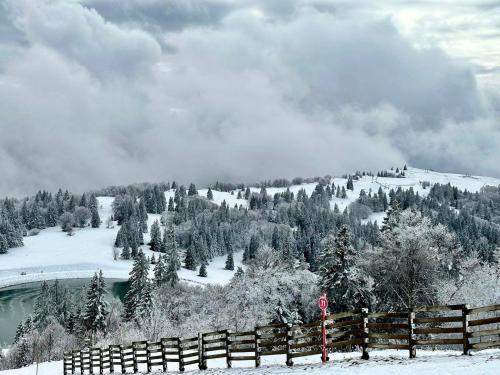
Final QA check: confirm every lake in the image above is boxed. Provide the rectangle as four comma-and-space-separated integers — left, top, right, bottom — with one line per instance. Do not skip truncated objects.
0, 279, 128, 347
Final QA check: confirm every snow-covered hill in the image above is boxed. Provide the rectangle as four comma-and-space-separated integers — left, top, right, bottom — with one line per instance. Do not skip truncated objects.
1, 349, 499, 375
1, 167, 499, 288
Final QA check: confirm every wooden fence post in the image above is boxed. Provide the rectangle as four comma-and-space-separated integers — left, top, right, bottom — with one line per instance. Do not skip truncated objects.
462, 304, 471, 355
286, 324, 293, 367
99, 348, 103, 375
71, 351, 76, 374
198, 333, 204, 370
146, 343, 152, 374
225, 330, 232, 368
120, 345, 127, 373
254, 328, 261, 368
361, 308, 370, 360
132, 342, 138, 374
178, 337, 185, 372
408, 310, 416, 358
161, 339, 168, 373
109, 346, 114, 374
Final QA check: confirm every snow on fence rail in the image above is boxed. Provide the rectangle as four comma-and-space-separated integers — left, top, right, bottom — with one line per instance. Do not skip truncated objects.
63, 303, 500, 375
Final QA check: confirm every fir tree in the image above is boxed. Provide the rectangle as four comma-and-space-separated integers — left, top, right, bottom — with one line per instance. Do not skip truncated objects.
318, 226, 371, 312
198, 263, 207, 277
225, 251, 234, 270
121, 237, 131, 260
165, 255, 179, 287
89, 195, 100, 228
184, 243, 196, 270
346, 176, 354, 191
0, 233, 8, 254
168, 197, 174, 212
188, 183, 198, 196
166, 223, 181, 270
207, 187, 214, 201
83, 270, 108, 336
153, 255, 167, 286
248, 235, 259, 260
149, 220, 162, 252
123, 251, 152, 321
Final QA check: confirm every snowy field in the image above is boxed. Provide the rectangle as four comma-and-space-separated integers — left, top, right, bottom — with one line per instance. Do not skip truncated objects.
0, 197, 243, 289
1, 167, 499, 288
1, 349, 499, 375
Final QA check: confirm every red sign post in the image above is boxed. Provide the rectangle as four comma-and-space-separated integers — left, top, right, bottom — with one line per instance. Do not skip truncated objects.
318, 294, 329, 362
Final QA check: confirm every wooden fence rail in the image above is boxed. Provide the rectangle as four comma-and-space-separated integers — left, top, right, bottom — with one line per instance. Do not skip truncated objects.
63, 303, 500, 374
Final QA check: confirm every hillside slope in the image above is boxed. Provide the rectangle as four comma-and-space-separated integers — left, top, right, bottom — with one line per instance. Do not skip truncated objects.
1, 167, 498, 288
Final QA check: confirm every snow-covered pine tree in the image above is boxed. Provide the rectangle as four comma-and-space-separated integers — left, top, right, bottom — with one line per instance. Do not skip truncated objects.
248, 235, 259, 260
198, 263, 207, 277
83, 270, 108, 337
89, 194, 100, 228
207, 187, 214, 201
149, 220, 162, 252
121, 236, 131, 260
317, 225, 371, 312
166, 223, 181, 270
165, 254, 179, 287
188, 183, 198, 196
123, 251, 152, 321
153, 255, 167, 286
32, 281, 52, 329
168, 197, 174, 212
184, 243, 196, 270
0, 233, 8, 254
225, 251, 234, 270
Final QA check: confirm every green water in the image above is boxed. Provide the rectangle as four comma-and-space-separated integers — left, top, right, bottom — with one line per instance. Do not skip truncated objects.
0, 279, 128, 346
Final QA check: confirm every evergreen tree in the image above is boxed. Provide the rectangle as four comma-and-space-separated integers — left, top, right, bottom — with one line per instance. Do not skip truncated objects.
188, 183, 198, 196
83, 270, 108, 336
184, 243, 196, 270
225, 251, 234, 270
46, 202, 58, 227
318, 226, 371, 312
168, 197, 174, 212
153, 255, 167, 286
198, 263, 207, 277
149, 220, 162, 252
207, 187, 214, 201
165, 254, 179, 287
0, 233, 8, 254
89, 195, 100, 228
166, 223, 181, 270
341, 186, 347, 198
32, 281, 52, 329
346, 176, 354, 191
248, 235, 259, 260
121, 237, 131, 260
123, 251, 152, 321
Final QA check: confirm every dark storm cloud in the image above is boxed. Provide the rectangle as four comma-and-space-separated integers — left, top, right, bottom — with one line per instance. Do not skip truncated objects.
82, 0, 234, 32
0, 0, 498, 196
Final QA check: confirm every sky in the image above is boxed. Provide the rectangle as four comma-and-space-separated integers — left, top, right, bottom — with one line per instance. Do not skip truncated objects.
0, 0, 499, 196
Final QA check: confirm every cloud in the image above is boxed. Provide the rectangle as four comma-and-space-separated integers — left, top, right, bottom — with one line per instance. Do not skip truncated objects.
0, 0, 498, 196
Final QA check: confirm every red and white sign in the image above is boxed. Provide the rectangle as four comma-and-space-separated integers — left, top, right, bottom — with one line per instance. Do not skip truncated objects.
318, 294, 328, 310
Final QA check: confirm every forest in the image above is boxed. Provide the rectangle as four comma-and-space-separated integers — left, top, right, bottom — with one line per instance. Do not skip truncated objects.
1, 169, 499, 369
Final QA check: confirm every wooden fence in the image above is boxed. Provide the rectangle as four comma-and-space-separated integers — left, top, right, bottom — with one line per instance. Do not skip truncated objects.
63, 303, 500, 374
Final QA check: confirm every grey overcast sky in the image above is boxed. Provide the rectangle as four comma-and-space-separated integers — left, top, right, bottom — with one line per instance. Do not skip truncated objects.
0, 0, 499, 196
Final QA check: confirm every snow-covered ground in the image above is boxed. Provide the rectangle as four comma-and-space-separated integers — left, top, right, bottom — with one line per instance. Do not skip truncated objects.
0, 198, 242, 289
1, 167, 499, 289
1, 349, 499, 375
